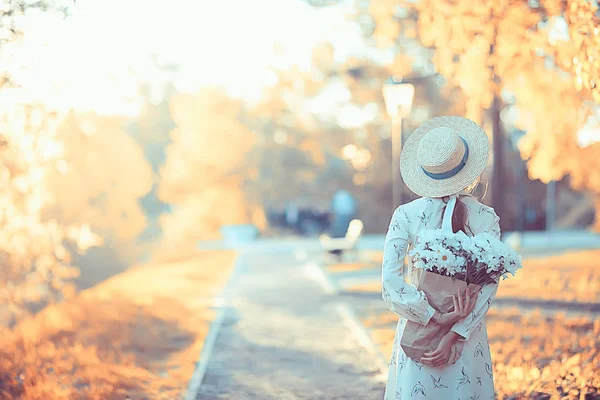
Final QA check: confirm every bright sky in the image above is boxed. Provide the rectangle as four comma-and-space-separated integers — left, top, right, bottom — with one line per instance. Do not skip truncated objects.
2, 0, 367, 116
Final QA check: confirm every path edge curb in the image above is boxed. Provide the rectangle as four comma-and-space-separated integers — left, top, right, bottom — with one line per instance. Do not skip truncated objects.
184, 252, 247, 400
305, 261, 389, 375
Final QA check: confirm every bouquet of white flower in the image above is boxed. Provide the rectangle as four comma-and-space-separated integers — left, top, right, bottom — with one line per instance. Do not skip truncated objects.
400, 229, 522, 360
409, 229, 522, 285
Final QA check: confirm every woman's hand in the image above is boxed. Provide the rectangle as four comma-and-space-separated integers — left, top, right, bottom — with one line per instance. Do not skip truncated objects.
436, 290, 478, 326
420, 331, 462, 368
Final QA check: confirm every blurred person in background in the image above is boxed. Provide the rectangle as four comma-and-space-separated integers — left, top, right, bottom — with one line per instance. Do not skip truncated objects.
329, 189, 357, 238
285, 203, 300, 228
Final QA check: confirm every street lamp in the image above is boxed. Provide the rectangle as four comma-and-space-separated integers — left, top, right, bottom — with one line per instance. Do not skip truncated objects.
382, 77, 415, 208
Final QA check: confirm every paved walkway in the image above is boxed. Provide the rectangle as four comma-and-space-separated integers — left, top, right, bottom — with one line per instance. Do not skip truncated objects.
196, 251, 385, 400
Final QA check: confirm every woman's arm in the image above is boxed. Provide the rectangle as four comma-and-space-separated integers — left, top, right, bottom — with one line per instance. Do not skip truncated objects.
449, 283, 498, 340
450, 209, 501, 340
382, 206, 436, 325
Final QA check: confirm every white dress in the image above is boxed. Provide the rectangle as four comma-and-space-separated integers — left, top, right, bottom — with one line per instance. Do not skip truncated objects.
382, 195, 501, 400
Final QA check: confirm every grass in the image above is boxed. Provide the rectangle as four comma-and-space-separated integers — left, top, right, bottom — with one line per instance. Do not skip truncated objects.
362, 307, 600, 399
496, 250, 600, 303
344, 250, 600, 304
0, 250, 236, 400
339, 249, 600, 400
486, 308, 600, 399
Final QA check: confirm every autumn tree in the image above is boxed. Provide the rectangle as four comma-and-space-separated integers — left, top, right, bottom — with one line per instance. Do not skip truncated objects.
368, 0, 600, 228
154, 87, 265, 260
244, 37, 447, 230
510, 0, 600, 229
0, 100, 102, 326
44, 110, 154, 268
155, 42, 400, 243
0, 0, 158, 322
155, 4, 482, 242
243, 61, 370, 211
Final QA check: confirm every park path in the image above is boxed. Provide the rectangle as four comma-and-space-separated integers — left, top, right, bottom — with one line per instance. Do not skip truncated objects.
196, 250, 385, 400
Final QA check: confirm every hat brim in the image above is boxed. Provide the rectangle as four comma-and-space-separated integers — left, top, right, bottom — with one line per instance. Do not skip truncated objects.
400, 116, 490, 198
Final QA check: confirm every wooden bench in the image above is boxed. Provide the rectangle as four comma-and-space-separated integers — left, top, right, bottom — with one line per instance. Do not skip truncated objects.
319, 219, 364, 260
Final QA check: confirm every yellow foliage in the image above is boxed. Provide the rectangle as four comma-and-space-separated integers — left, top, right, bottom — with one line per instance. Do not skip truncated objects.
369, 0, 400, 46
379, 0, 600, 227
561, 0, 600, 100
0, 93, 155, 325
368, 0, 396, 20
156, 88, 263, 256
387, 53, 414, 78
0, 102, 91, 323
159, 88, 256, 203
506, 62, 586, 183
545, 0, 566, 17
46, 111, 153, 240
373, 18, 401, 45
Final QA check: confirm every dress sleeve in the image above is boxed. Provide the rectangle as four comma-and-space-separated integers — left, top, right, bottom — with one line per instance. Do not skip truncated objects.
381, 206, 436, 325
450, 209, 501, 340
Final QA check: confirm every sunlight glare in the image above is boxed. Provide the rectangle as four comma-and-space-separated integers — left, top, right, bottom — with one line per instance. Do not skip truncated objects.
3, 0, 367, 117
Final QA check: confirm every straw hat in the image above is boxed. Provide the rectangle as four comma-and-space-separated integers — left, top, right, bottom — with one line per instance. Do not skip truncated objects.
400, 116, 489, 198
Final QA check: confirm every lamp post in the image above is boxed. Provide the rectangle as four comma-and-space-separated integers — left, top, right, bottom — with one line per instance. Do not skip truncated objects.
382, 77, 415, 209
546, 180, 556, 231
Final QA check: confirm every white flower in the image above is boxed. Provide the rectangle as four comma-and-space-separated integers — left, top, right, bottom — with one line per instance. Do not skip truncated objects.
462, 232, 523, 282
428, 241, 445, 254
442, 235, 460, 248
436, 248, 455, 270
410, 227, 524, 281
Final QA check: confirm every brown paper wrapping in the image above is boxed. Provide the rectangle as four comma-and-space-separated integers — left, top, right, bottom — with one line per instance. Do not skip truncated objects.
400, 270, 480, 360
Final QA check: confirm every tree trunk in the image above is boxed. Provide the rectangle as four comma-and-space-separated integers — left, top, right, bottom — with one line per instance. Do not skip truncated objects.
491, 94, 505, 231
